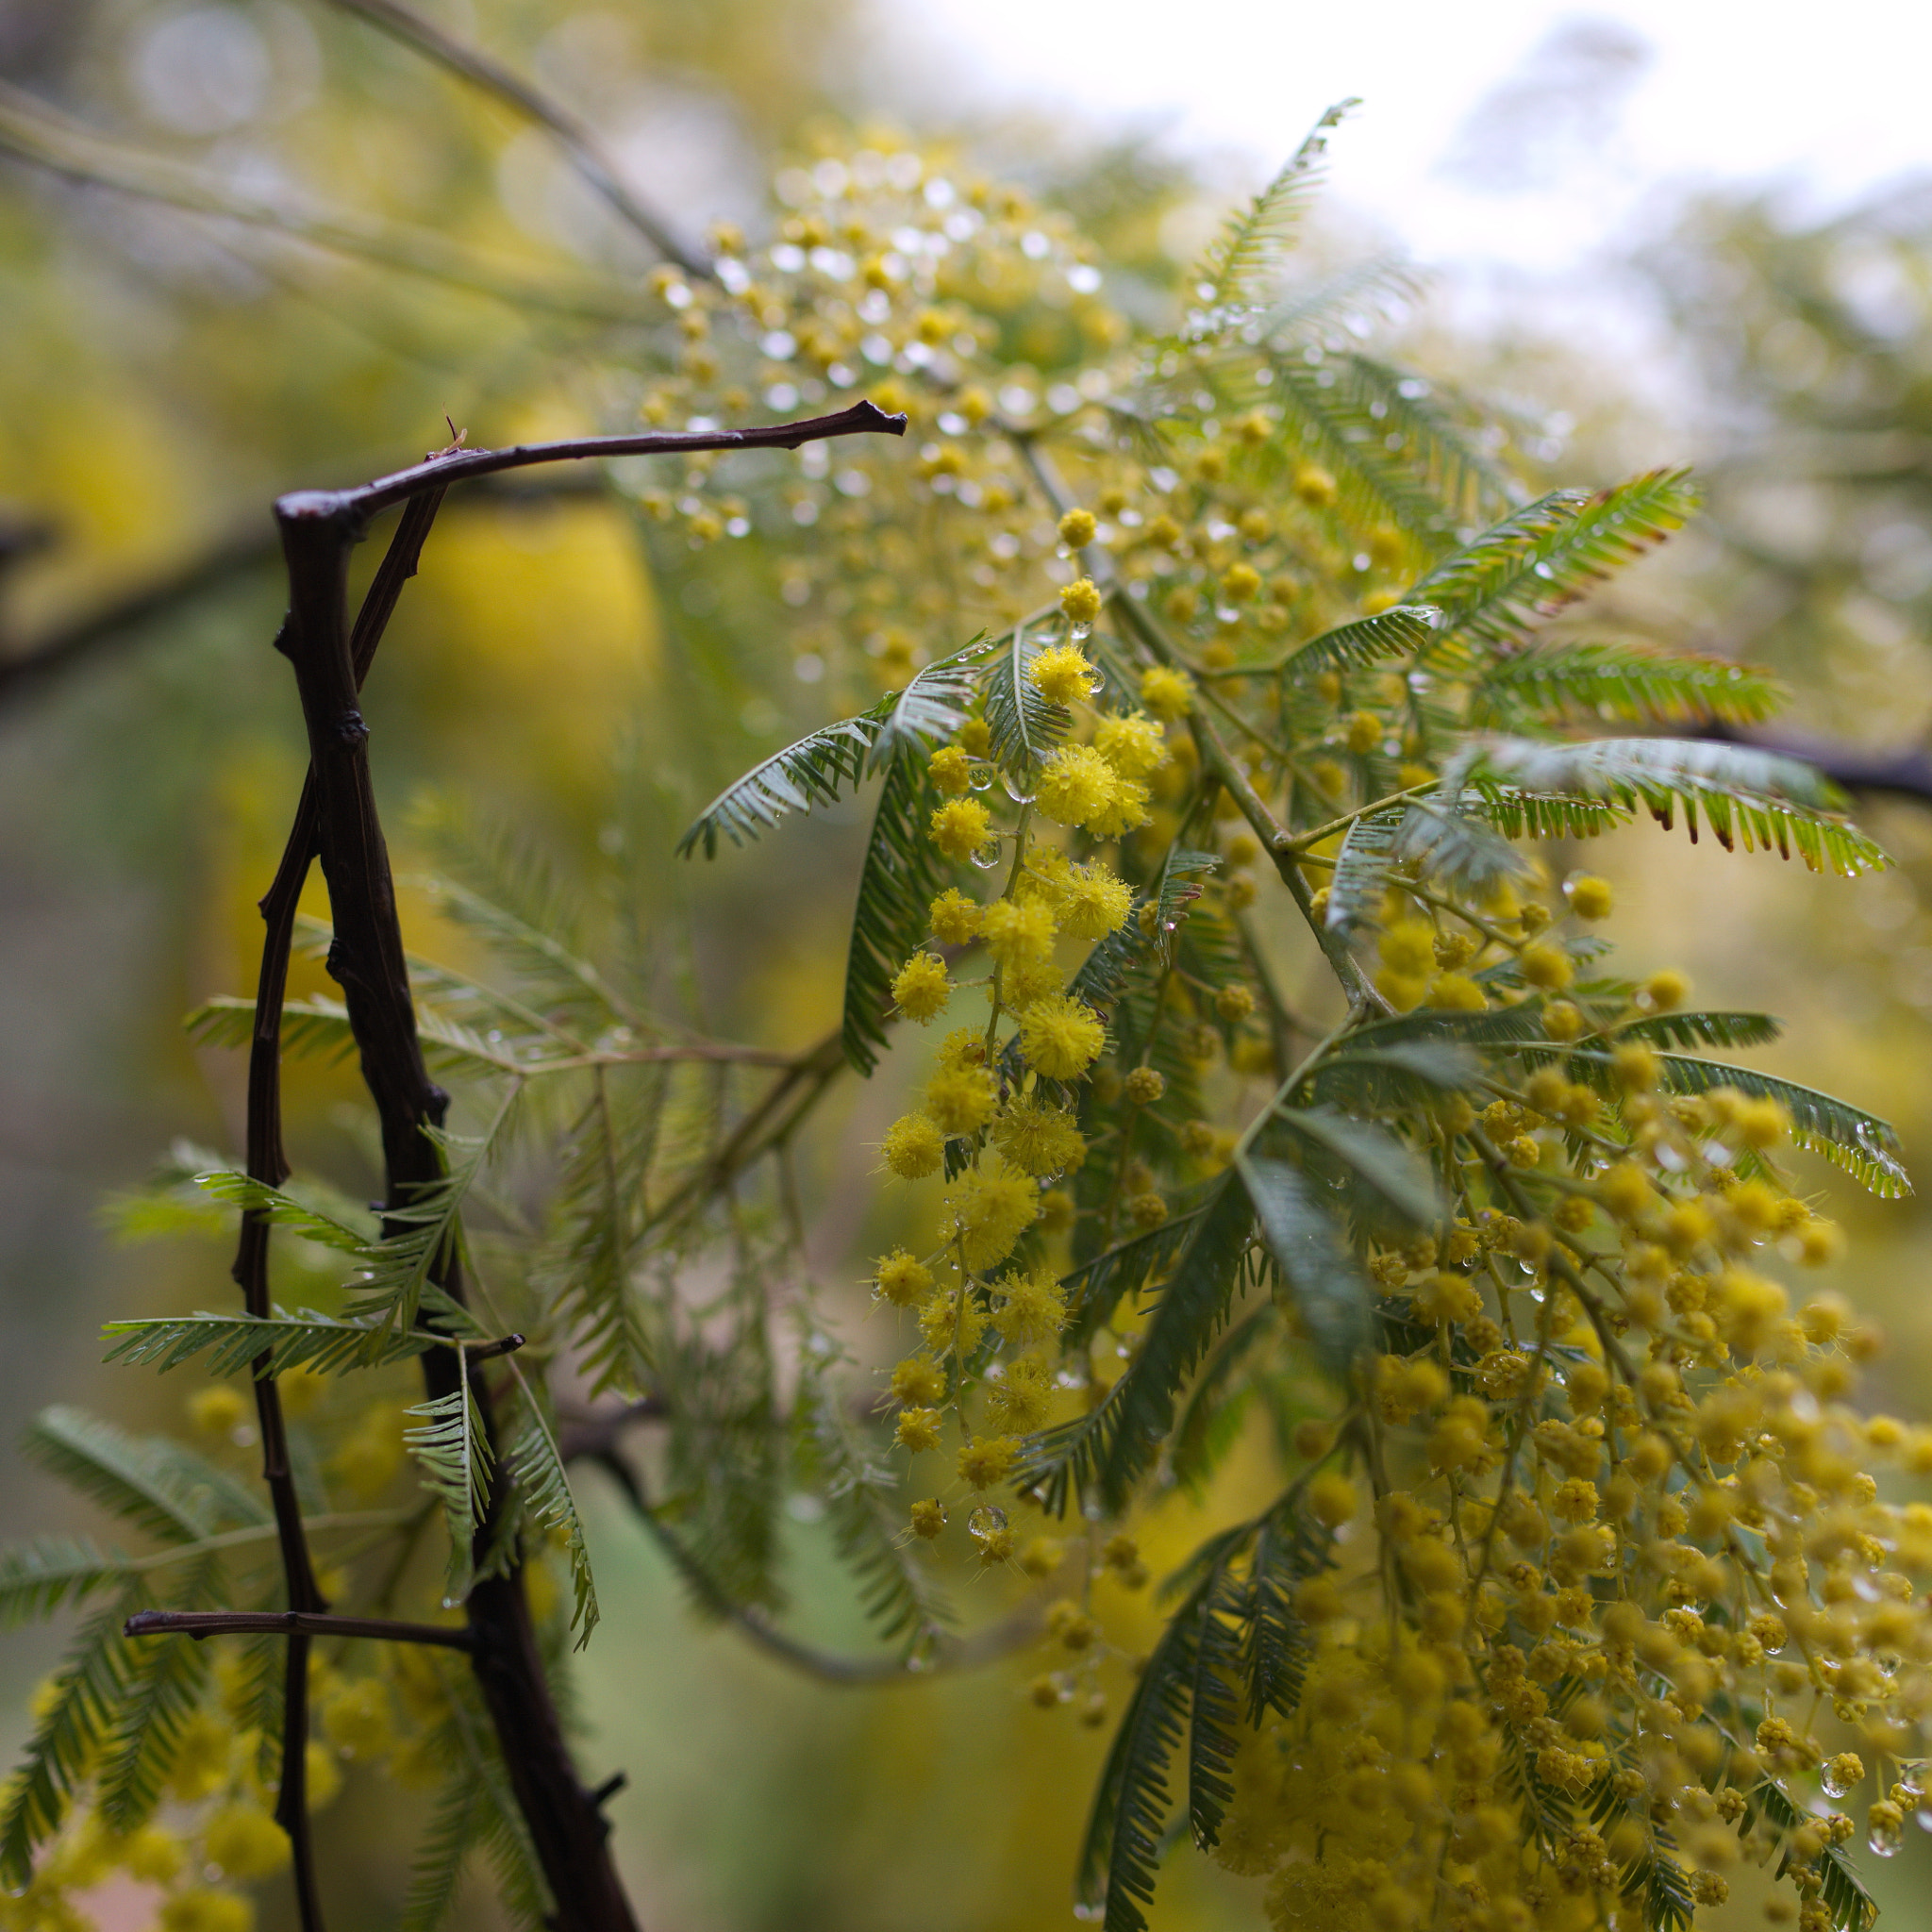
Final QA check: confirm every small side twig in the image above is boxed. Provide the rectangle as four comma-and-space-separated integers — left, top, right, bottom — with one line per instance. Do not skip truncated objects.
125, 1608, 475, 1650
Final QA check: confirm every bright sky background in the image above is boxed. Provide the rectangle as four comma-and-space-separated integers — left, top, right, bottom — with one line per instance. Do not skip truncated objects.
887, 0, 1932, 278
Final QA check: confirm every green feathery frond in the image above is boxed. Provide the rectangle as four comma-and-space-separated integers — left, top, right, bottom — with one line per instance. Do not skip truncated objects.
101, 1307, 438, 1379
1256, 256, 1428, 348
1241, 1503, 1325, 1721
1624, 1842, 1697, 1932
1323, 804, 1406, 935
191, 1170, 373, 1251
678, 644, 980, 858
1184, 1568, 1244, 1848
1614, 1009, 1783, 1052
405, 1380, 493, 1597
1061, 1210, 1211, 1347
0, 1535, 130, 1627
982, 624, 1071, 777
1267, 1107, 1442, 1231
97, 1554, 220, 1830
1461, 736, 1890, 875
797, 1359, 953, 1648
1302, 1041, 1483, 1114
500, 1387, 598, 1645
0, 1591, 143, 1887
1238, 1154, 1373, 1382
1189, 100, 1357, 316
1411, 469, 1700, 645
1392, 792, 1537, 898
1170, 1307, 1274, 1496
185, 992, 358, 1064
400, 1771, 490, 1932
1091, 1171, 1257, 1513
1470, 638, 1785, 727
842, 745, 950, 1074
1284, 605, 1441, 679
22, 1407, 266, 1543
1744, 1774, 1877, 1931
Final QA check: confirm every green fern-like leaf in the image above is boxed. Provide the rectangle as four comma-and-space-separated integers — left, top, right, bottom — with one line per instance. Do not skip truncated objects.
97, 1554, 220, 1830
1462, 735, 1890, 875
0, 1591, 143, 1886
1185, 1570, 1243, 1848
1189, 100, 1356, 316
1076, 1566, 1209, 1932
500, 1389, 599, 1645
982, 625, 1071, 777
1392, 793, 1536, 897
1285, 605, 1441, 679
1303, 1041, 1483, 1114
1614, 1009, 1782, 1051
1411, 469, 1700, 646
1322, 804, 1406, 935
400, 1772, 490, 1932
101, 1307, 438, 1379
1091, 1171, 1257, 1512
191, 1170, 372, 1252
0, 1535, 131, 1627
1267, 1107, 1442, 1231
1471, 638, 1785, 726
841, 745, 951, 1075
1240, 1503, 1325, 1721
1238, 1154, 1372, 1382
22, 1407, 266, 1543
1169, 1308, 1274, 1497
405, 1379, 493, 1597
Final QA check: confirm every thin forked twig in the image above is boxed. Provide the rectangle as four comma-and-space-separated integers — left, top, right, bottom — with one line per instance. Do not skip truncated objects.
125, 1608, 475, 1650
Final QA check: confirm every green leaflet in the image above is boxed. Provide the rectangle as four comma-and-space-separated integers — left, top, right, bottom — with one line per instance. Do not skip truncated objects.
0, 1534, 128, 1626
1091, 1170, 1257, 1514
22, 1407, 266, 1544
102, 1307, 439, 1378
405, 1379, 493, 1598
981, 624, 1070, 776
1411, 469, 1700, 646
1614, 1009, 1782, 1052
1470, 637, 1785, 727
1238, 1154, 1372, 1382
1187, 101, 1355, 318
1323, 803, 1406, 935
1283, 604, 1441, 679
1302, 1040, 1484, 1113
1267, 1106, 1443, 1231
192, 1169, 373, 1251
401, 1772, 491, 1932
841, 741, 949, 1074
677, 642, 981, 858
97, 1553, 220, 1830
0, 1591, 144, 1886
499, 1388, 599, 1645
1169, 1307, 1274, 1495
1458, 735, 1890, 875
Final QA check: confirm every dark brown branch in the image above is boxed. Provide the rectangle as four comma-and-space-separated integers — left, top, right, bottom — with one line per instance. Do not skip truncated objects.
324, 0, 711, 279
125, 1608, 475, 1650
282, 399, 903, 527
231, 487, 447, 1932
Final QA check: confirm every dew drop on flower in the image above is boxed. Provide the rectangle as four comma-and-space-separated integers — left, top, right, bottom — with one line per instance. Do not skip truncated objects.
970, 839, 1004, 871
968, 1505, 1008, 1541
1870, 1818, 1903, 1857
1823, 1763, 1854, 1798
1002, 774, 1036, 805
968, 761, 997, 792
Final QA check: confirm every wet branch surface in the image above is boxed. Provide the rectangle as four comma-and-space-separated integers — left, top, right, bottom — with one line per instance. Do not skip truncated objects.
124, 401, 904, 1932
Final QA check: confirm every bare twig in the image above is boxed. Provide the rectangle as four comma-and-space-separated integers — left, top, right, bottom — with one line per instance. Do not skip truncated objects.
125, 1608, 475, 1650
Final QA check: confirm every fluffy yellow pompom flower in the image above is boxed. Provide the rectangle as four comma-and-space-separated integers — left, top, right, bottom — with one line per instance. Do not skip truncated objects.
981, 896, 1058, 969
986, 1352, 1054, 1434
1059, 575, 1103, 625
1520, 941, 1574, 991
957, 717, 992, 758
880, 1114, 944, 1179
874, 1249, 935, 1307
1292, 460, 1338, 506
928, 887, 982, 944
895, 1407, 942, 1453
929, 796, 992, 860
1568, 874, 1613, 919
1307, 1472, 1357, 1528
1084, 774, 1151, 839
1058, 507, 1097, 547
1001, 956, 1061, 1008
908, 1499, 945, 1540
1030, 642, 1100, 706
160, 1892, 255, 1932
1378, 920, 1436, 978
1140, 664, 1195, 721
1092, 710, 1167, 779
958, 1434, 1019, 1490
1018, 994, 1107, 1080
188, 1385, 247, 1440
320, 1675, 393, 1759
1642, 967, 1690, 1010
1035, 743, 1123, 830
204, 1803, 291, 1881
936, 1025, 990, 1072
918, 1286, 990, 1355
1057, 860, 1134, 940
1223, 561, 1262, 603
924, 1065, 996, 1136
928, 744, 974, 796
891, 951, 951, 1022
991, 1098, 1087, 1176
992, 1265, 1068, 1343
891, 1356, 946, 1405
1428, 972, 1488, 1012
1343, 709, 1383, 756
941, 1157, 1041, 1271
